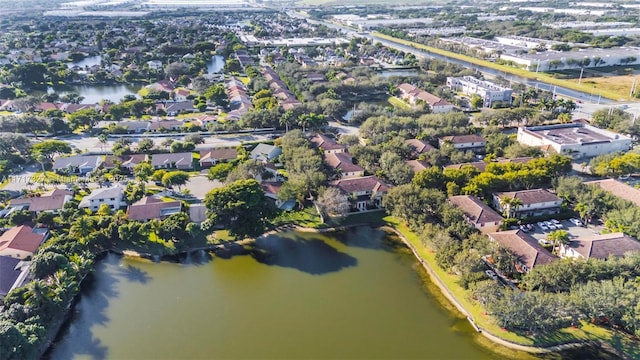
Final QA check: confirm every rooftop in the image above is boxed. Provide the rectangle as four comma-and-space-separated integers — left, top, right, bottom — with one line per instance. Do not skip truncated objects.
449, 195, 504, 225
489, 230, 557, 270
521, 124, 631, 145
585, 179, 640, 207
495, 188, 560, 205
567, 233, 640, 259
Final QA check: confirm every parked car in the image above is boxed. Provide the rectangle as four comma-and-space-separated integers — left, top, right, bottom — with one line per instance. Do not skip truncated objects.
485, 270, 498, 280
545, 221, 557, 230
526, 224, 534, 231
538, 222, 549, 231
538, 239, 552, 246
550, 219, 561, 225
569, 218, 584, 226
519, 225, 528, 232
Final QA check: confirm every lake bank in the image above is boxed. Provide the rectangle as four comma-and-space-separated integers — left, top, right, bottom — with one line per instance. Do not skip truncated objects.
47, 227, 517, 359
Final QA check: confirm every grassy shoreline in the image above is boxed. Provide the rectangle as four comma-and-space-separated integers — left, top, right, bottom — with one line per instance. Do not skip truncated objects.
372, 32, 627, 101
381, 215, 639, 359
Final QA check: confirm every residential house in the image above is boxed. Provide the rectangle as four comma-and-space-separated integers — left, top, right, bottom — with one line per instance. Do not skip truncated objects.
126, 196, 182, 221
250, 144, 282, 162
439, 134, 487, 152
147, 60, 163, 70
397, 83, 454, 113
324, 152, 365, 179
10, 189, 73, 214
147, 80, 174, 93
493, 189, 562, 218
405, 139, 435, 158
191, 115, 218, 128
199, 148, 238, 168
78, 186, 126, 212
330, 176, 391, 211
163, 101, 195, 116
558, 233, 640, 260
118, 120, 150, 134
261, 182, 295, 210
151, 152, 194, 170
449, 195, 504, 233
149, 119, 184, 132
488, 230, 557, 273
0, 225, 47, 260
103, 154, 149, 172
52, 155, 103, 174
0, 255, 30, 297
585, 179, 640, 207
310, 134, 345, 154
173, 88, 191, 101
406, 160, 430, 173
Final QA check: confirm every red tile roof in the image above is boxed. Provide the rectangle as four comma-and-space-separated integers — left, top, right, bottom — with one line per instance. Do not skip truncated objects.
489, 230, 557, 270
0, 225, 45, 254
126, 196, 182, 221
310, 134, 345, 152
449, 195, 503, 225
324, 152, 364, 173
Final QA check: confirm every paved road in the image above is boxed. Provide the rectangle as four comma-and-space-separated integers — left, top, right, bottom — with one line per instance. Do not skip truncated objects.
298, 12, 621, 105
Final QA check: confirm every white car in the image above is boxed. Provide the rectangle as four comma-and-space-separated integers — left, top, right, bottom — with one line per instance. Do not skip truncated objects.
538, 239, 552, 246
570, 218, 584, 226
550, 219, 561, 225
485, 270, 498, 280
538, 222, 549, 231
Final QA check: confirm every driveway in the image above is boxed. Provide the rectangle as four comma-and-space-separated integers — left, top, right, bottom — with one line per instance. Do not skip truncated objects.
185, 175, 223, 199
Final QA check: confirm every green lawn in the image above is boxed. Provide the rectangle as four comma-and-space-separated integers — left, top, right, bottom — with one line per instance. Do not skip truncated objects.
388, 96, 412, 109
372, 32, 626, 101
271, 207, 325, 228
383, 216, 640, 356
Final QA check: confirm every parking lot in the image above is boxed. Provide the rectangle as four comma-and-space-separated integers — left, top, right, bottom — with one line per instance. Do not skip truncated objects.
518, 218, 604, 244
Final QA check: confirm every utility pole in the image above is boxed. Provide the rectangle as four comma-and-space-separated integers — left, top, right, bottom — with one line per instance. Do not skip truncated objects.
630, 79, 637, 98
578, 67, 584, 85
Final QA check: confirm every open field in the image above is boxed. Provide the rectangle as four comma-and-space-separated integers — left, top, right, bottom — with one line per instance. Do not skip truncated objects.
566, 74, 640, 100
373, 32, 629, 101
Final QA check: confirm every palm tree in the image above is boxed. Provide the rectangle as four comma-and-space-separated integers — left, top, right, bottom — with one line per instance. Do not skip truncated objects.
547, 230, 570, 255
70, 216, 94, 241
280, 110, 294, 133
500, 196, 523, 219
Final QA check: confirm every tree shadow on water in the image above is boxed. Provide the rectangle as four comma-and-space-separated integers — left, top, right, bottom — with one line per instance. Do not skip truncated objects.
113, 264, 152, 284
46, 255, 146, 360
334, 227, 407, 253
250, 234, 358, 275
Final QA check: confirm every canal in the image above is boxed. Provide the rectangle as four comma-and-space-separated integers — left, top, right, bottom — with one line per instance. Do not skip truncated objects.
47, 228, 604, 359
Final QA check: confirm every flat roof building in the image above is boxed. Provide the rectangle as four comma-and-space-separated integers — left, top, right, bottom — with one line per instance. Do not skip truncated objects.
500, 47, 640, 71
517, 124, 632, 159
447, 76, 512, 107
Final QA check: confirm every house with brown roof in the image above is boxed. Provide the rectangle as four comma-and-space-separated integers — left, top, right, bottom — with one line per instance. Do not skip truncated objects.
0, 255, 30, 297
405, 139, 435, 158
103, 154, 149, 172
488, 230, 557, 273
10, 189, 73, 214
310, 134, 345, 154
126, 196, 182, 221
449, 195, 504, 233
439, 134, 486, 152
151, 152, 193, 170
199, 148, 238, 168
261, 182, 296, 210
558, 233, 640, 260
406, 160, 430, 173
397, 83, 454, 113
330, 175, 391, 211
0, 225, 48, 259
585, 179, 640, 207
149, 120, 184, 132
493, 188, 562, 218
324, 152, 365, 179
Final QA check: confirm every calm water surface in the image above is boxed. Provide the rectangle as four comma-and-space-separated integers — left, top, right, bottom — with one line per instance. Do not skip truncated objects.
47, 228, 594, 360
208, 55, 225, 74
49, 84, 142, 104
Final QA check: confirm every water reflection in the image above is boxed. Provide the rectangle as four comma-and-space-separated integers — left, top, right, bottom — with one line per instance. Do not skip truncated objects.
251, 234, 358, 274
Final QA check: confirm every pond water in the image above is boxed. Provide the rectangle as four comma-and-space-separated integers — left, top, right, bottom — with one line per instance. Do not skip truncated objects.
67, 55, 103, 69
46, 228, 603, 360
378, 69, 421, 78
208, 55, 225, 74
49, 84, 142, 104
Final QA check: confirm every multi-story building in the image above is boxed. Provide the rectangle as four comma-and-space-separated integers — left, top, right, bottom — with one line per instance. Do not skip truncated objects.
446, 76, 512, 107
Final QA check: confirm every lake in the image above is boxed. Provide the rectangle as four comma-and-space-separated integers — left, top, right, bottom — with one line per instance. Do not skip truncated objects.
67, 55, 102, 69
208, 55, 225, 74
46, 228, 599, 359
49, 84, 142, 104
